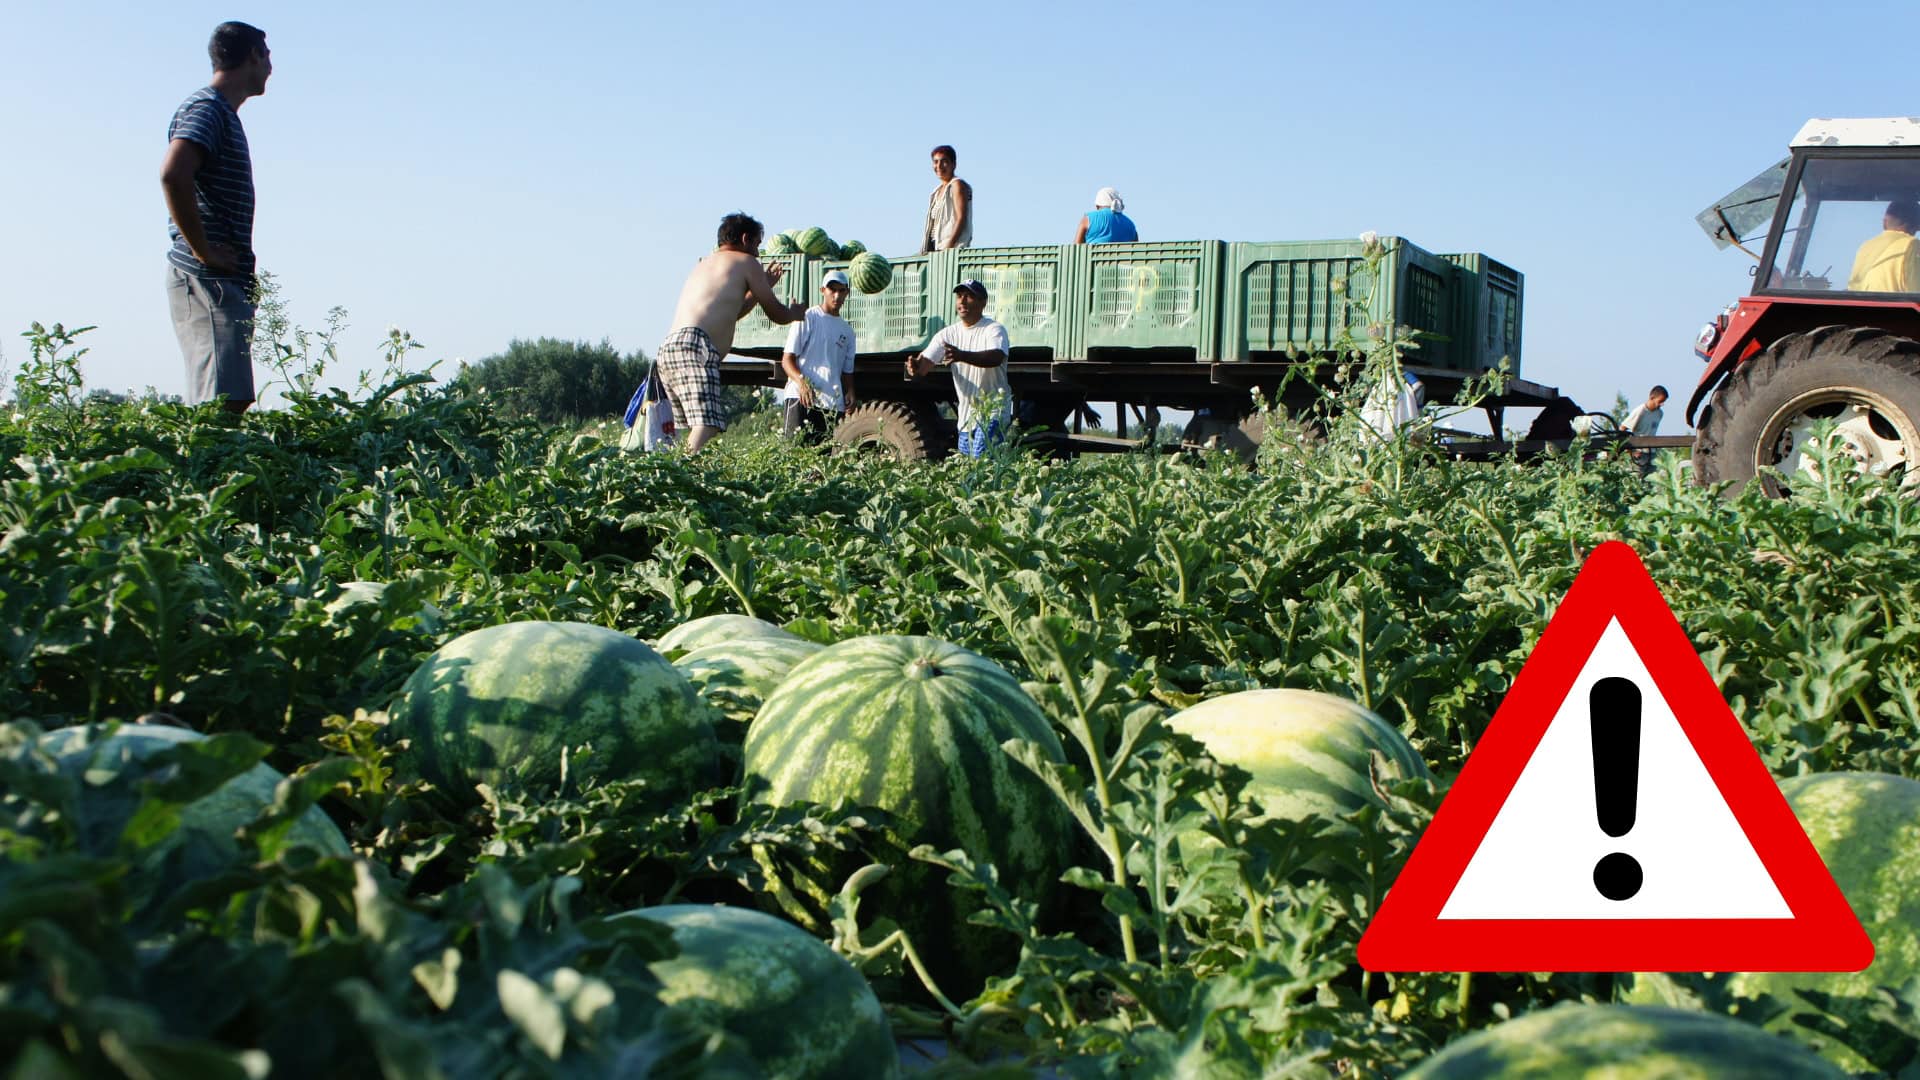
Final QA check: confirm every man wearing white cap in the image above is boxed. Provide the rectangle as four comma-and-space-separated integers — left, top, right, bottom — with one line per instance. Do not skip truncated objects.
1075, 187, 1138, 244
779, 270, 858, 442
906, 279, 1012, 457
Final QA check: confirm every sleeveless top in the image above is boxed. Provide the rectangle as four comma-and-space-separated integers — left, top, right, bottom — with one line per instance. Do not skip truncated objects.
925, 178, 972, 250
1084, 208, 1137, 244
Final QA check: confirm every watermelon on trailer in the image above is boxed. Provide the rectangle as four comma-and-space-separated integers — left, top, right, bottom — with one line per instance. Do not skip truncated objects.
389, 620, 720, 804
1164, 688, 1430, 827
839, 240, 867, 258
673, 636, 824, 734
769, 233, 800, 255
1402, 1002, 1846, 1078
741, 635, 1077, 999
617, 904, 899, 1080
1630, 771, 1919, 1072
654, 613, 801, 659
849, 252, 892, 295
794, 226, 835, 257
23, 724, 350, 913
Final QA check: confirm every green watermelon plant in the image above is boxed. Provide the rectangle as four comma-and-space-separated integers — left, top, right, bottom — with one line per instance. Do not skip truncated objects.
4, 285, 1920, 1076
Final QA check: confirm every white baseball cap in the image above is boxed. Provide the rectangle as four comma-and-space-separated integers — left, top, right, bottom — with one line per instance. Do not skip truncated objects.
822, 270, 851, 290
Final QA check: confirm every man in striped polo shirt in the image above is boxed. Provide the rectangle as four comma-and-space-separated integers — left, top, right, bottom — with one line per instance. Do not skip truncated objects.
160, 22, 272, 412
907, 279, 1014, 457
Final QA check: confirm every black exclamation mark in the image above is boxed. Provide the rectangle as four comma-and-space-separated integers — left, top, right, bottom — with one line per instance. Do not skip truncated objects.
1591, 677, 1643, 901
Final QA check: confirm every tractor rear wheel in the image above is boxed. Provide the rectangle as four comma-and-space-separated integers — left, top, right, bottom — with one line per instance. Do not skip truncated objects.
831, 401, 944, 461
1695, 327, 1920, 496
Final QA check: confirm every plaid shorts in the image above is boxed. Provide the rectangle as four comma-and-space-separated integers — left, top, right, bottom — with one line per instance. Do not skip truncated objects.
655, 326, 725, 430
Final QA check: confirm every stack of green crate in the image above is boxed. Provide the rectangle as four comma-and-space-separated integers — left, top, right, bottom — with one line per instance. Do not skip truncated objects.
1439, 253, 1525, 377
732, 252, 813, 353
1079, 240, 1224, 360
824, 250, 943, 356
951, 246, 1077, 359
727, 240, 1520, 375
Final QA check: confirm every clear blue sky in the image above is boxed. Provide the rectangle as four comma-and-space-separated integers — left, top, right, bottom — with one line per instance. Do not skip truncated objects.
2, 1, 1912, 429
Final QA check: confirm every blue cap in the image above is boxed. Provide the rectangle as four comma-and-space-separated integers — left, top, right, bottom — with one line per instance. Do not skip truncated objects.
953, 279, 988, 299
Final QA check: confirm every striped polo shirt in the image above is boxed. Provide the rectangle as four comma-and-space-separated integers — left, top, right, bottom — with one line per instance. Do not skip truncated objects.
166, 87, 255, 279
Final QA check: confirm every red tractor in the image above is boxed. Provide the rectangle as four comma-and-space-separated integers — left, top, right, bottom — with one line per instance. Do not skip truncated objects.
1690, 117, 1920, 494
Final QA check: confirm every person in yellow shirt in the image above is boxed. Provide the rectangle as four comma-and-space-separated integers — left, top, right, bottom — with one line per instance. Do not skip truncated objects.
1847, 200, 1920, 293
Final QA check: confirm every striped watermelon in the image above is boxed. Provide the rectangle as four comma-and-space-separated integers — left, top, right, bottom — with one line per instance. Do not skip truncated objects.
741, 635, 1076, 998
839, 240, 867, 258
1628, 772, 1919, 1073
655, 613, 801, 659
1403, 1003, 1846, 1078
769, 233, 800, 255
673, 636, 824, 734
795, 226, 835, 257
618, 904, 899, 1079
1164, 688, 1430, 827
849, 252, 892, 295
389, 620, 720, 804
27, 724, 350, 914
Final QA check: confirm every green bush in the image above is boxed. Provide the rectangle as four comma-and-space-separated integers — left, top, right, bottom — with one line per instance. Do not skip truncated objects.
450, 337, 648, 425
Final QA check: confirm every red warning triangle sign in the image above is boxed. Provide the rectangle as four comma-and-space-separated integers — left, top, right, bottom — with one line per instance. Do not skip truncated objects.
1357, 540, 1872, 973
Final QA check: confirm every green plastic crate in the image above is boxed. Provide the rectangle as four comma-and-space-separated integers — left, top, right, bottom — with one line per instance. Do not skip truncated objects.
1081, 240, 1223, 359
818, 251, 940, 355
950, 246, 1076, 358
1439, 252, 1525, 377
731, 252, 813, 352
1224, 237, 1470, 365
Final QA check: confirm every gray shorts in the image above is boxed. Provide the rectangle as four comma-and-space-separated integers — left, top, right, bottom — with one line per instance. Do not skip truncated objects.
167, 266, 256, 405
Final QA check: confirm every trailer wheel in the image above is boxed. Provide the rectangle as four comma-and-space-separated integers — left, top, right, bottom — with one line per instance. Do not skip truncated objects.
1181, 409, 1322, 466
832, 401, 944, 461
1695, 327, 1920, 496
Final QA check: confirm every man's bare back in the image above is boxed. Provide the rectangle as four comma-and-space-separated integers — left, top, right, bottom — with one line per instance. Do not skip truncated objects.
669, 248, 799, 358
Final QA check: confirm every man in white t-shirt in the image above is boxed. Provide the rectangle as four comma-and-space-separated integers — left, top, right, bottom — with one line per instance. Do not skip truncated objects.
1623, 385, 1668, 437
779, 269, 858, 442
906, 279, 1012, 456
1622, 384, 1668, 474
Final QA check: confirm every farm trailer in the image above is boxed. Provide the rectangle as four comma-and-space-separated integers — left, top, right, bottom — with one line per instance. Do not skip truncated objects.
718, 236, 1578, 460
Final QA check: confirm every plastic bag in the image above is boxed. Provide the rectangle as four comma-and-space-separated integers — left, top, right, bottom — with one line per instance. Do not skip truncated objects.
620, 373, 677, 453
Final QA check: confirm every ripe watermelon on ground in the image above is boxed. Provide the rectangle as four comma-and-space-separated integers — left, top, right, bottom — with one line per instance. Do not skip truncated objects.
617, 904, 899, 1080
741, 635, 1077, 999
1403, 1003, 1846, 1078
795, 226, 835, 257
388, 620, 720, 804
1164, 688, 1430, 827
849, 252, 892, 295
1629, 771, 1919, 1073
673, 636, 824, 734
24, 724, 350, 914
654, 613, 801, 659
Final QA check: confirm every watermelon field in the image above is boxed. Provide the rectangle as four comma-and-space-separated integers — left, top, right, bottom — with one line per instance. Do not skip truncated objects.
3, 322, 1919, 1078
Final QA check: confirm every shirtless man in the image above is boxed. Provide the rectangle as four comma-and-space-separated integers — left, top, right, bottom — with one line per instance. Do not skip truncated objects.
655, 212, 807, 453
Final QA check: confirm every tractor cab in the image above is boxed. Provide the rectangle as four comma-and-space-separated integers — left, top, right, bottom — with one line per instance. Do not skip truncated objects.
1688, 118, 1920, 493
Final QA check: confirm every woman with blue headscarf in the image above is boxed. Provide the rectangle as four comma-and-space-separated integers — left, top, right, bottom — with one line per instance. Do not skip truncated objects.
1075, 187, 1138, 244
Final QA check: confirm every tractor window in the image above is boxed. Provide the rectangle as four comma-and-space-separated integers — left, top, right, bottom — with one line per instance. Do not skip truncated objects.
1767, 156, 1920, 295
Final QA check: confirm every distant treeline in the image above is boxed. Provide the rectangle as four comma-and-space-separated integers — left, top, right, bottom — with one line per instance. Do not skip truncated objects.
451, 338, 770, 427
